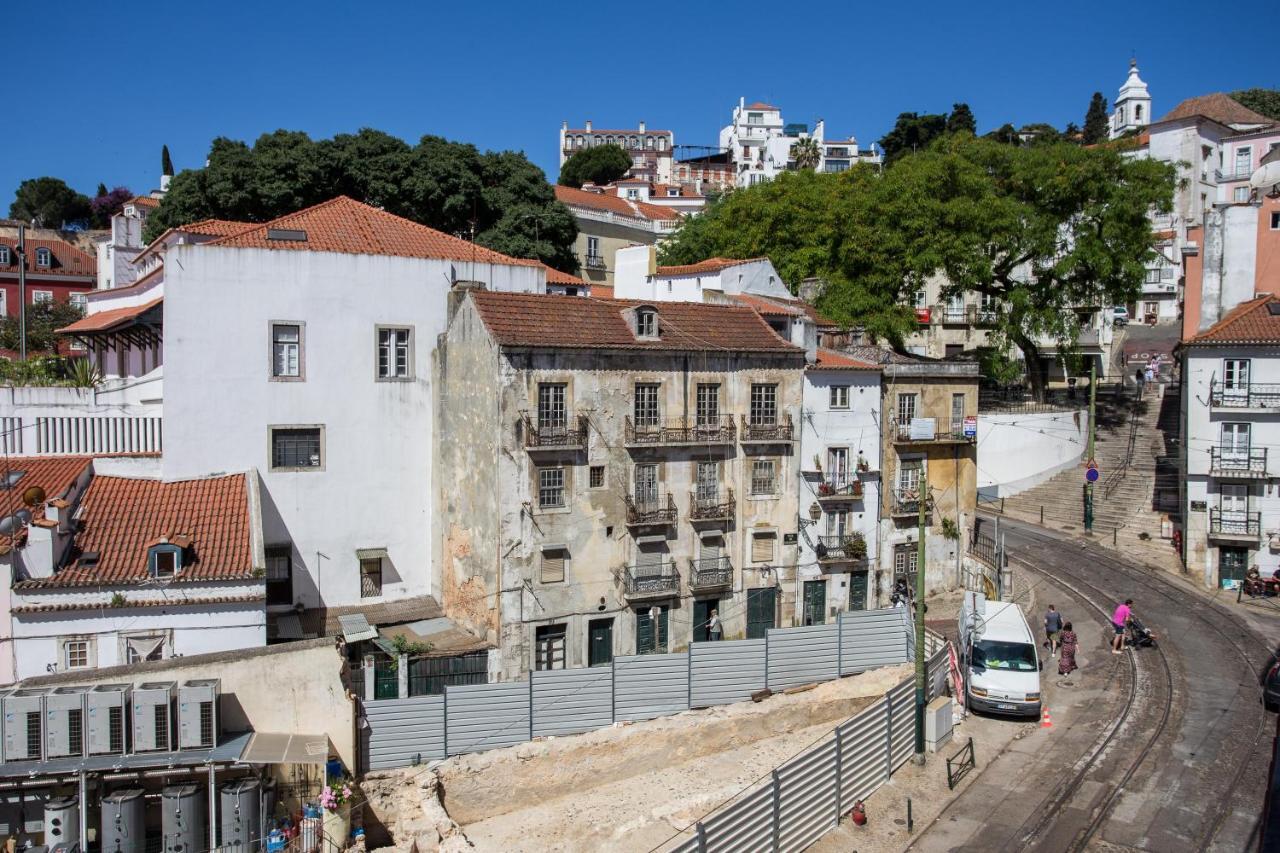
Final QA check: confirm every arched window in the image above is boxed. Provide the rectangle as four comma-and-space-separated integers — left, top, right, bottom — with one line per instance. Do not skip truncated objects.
629, 136, 638, 149
1135, 104, 1143, 121
646, 136, 654, 150
34, 247, 51, 267
657, 137, 667, 151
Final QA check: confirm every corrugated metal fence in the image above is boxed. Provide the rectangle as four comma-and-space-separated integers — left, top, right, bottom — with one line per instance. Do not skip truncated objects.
362, 608, 917, 771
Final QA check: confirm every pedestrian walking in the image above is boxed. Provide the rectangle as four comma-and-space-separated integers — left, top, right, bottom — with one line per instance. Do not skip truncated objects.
1058, 622, 1078, 676
708, 609, 723, 641
1044, 605, 1063, 657
1112, 598, 1133, 654
1135, 367, 1146, 398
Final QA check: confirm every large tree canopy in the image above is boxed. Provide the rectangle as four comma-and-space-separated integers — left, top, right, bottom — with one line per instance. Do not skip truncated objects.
661, 135, 1176, 395
1231, 88, 1280, 122
145, 129, 579, 272
557, 144, 632, 188
8, 178, 92, 228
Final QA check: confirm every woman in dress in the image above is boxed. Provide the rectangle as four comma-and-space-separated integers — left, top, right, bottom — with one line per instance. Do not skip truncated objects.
1058, 621, 1078, 676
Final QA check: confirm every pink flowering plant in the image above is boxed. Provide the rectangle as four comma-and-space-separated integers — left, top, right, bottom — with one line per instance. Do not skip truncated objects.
320, 775, 354, 811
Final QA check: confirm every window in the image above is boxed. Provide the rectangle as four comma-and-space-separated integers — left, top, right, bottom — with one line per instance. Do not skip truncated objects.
752, 531, 777, 563
32, 291, 53, 305
897, 393, 917, 425
360, 557, 383, 598
636, 309, 658, 338
1272, 212, 1280, 230
589, 465, 605, 488
270, 426, 323, 470
636, 605, 669, 655
751, 459, 777, 495
70, 293, 87, 313
634, 383, 660, 427
749, 384, 777, 425
828, 447, 849, 484
34, 247, 51, 267
826, 509, 849, 538
951, 393, 966, 435
626, 189, 639, 200
586, 236, 600, 262
535, 623, 567, 670
1145, 267, 1162, 283
538, 383, 567, 430
541, 548, 566, 583
1234, 186, 1251, 203
123, 633, 166, 664
376, 327, 412, 379
899, 458, 923, 493
894, 543, 919, 590
265, 544, 293, 606
0, 246, 8, 265
634, 463, 658, 506
913, 290, 928, 309
0, 291, 6, 318
696, 461, 719, 502
153, 550, 177, 578
538, 467, 565, 509
1235, 146, 1252, 178
62, 639, 91, 670
829, 385, 850, 410
271, 323, 303, 379
696, 383, 720, 426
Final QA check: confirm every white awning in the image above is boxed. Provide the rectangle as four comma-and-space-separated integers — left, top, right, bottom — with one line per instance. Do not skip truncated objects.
240, 732, 330, 765
338, 613, 378, 643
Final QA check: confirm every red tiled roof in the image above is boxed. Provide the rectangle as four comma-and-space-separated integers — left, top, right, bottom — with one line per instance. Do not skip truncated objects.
1186, 294, 1280, 345
554, 185, 681, 223
128, 196, 160, 209
0, 237, 97, 278
588, 284, 614, 299
19, 473, 255, 588
0, 456, 92, 520
810, 348, 879, 371
58, 297, 162, 334
468, 290, 803, 354
182, 218, 253, 237
540, 264, 591, 287
12, 593, 264, 613
209, 196, 537, 267
651, 184, 703, 199
656, 257, 767, 276
1159, 94, 1274, 128
745, 102, 779, 111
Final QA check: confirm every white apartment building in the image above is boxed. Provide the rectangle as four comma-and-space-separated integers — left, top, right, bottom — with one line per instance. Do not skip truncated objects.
559, 120, 675, 184
718, 98, 880, 187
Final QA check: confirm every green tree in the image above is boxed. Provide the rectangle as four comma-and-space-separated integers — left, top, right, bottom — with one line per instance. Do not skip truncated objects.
0, 301, 86, 353
985, 123, 1021, 145
946, 103, 977, 135
790, 137, 821, 170
96, 182, 108, 198
162, 144, 174, 177
8, 178, 92, 228
1082, 92, 1110, 144
1231, 88, 1280, 122
878, 112, 948, 164
557, 144, 632, 188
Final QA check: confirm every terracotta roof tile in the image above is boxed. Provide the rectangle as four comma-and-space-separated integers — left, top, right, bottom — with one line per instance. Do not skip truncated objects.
182, 218, 254, 238
0, 237, 97, 278
0, 456, 92, 512
540, 264, 591, 287
12, 593, 264, 614
1186, 294, 1280, 345
468, 290, 803, 354
810, 348, 879, 371
554, 185, 681, 223
656, 257, 767, 276
745, 102, 779, 111
128, 196, 160, 209
1159, 94, 1274, 128
588, 284, 614, 299
19, 473, 255, 588
59, 297, 162, 334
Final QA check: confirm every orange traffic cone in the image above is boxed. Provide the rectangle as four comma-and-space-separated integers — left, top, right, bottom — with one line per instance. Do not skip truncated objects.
1041, 707, 1053, 729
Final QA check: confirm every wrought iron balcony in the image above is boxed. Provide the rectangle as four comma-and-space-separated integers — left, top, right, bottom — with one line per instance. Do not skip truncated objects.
891, 489, 929, 518
815, 535, 869, 566
624, 560, 679, 598
816, 478, 863, 502
740, 413, 794, 444
689, 488, 735, 522
625, 415, 735, 447
688, 556, 733, 590
1209, 381, 1280, 410
625, 492, 678, 526
1208, 509, 1261, 541
893, 418, 975, 444
585, 254, 606, 269
522, 414, 588, 451
1209, 447, 1268, 478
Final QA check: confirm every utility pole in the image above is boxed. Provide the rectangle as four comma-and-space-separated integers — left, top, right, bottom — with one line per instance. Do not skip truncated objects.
17, 225, 27, 361
913, 485, 928, 763
1083, 362, 1097, 533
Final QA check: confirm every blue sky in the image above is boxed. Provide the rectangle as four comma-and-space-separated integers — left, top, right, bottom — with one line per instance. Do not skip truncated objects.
3, 0, 1272, 209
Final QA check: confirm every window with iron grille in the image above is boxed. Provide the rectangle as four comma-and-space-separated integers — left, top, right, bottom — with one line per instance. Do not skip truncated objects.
270, 427, 323, 470
751, 459, 776, 495
696, 384, 720, 425
265, 544, 293, 606
538, 383, 567, 429
67, 709, 82, 757
829, 385, 850, 409
589, 465, 605, 488
897, 393, 917, 425
634, 384, 660, 427
749, 384, 777, 425
541, 548, 566, 583
377, 327, 412, 379
360, 558, 383, 598
539, 467, 565, 508
535, 624, 567, 670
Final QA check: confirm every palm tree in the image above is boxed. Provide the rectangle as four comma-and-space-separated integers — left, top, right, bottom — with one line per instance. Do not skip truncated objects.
790, 137, 821, 171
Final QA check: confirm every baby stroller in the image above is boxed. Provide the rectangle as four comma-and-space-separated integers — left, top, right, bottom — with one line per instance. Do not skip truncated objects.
1127, 616, 1157, 648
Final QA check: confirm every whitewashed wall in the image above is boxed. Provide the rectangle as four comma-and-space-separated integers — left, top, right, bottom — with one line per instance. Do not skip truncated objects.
976, 408, 1089, 498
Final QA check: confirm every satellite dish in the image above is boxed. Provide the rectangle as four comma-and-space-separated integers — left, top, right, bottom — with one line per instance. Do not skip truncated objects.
1249, 162, 1280, 190
21, 486, 46, 507
0, 509, 33, 536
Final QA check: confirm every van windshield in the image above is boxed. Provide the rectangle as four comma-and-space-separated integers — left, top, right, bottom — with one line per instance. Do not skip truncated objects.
972, 640, 1037, 671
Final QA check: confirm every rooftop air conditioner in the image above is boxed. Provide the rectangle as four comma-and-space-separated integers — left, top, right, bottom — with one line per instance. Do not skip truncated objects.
131, 682, 176, 753
87, 684, 131, 756
44, 687, 88, 759
177, 680, 219, 750
3, 688, 48, 762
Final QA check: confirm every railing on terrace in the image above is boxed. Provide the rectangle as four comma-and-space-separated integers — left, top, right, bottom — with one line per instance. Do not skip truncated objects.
891, 489, 927, 517
584, 254, 606, 269
1209, 447, 1268, 478
689, 488, 735, 521
739, 413, 794, 443
892, 418, 976, 444
625, 492, 678, 525
624, 560, 680, 597
815, 535, 868, 564
625, 415, 735, 446
1209, 381, 1280, 409
978, 384, 1096, 413
816, 478, 864, 500
1208, 509, 1261, 538
522, 414, 588, 450
688, 556, 733, 590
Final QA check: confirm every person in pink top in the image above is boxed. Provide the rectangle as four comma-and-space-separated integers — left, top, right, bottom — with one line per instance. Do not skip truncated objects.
1112, 599, 1133, 654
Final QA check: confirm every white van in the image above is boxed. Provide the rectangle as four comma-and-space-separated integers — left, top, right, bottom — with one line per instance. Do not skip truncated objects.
957, 592, 1041, 718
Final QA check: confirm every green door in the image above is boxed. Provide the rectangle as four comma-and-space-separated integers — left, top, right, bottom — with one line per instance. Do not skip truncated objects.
373, 658, 399, 700
803, 580, 827, 626
636, 605, 669, 654
693, 598, 719, 643
1220, 547, 1249, 587
848, 570, 869, 611
746, 588, 776, 639
588, 618, 613, 666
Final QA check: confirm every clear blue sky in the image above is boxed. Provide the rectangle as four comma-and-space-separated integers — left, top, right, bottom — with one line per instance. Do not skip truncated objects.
3, 0, 1273, 209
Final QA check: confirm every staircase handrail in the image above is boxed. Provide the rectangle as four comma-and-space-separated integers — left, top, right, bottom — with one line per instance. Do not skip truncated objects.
1101, 390, 1141, 501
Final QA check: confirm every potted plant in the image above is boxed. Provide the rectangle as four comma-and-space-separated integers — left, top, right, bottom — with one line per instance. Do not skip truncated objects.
843, 532, 868, 561
818, 482, 834, 496
320, 775, 355, 842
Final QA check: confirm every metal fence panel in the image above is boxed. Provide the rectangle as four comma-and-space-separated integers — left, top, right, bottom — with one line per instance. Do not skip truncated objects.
887, 679, 915, 769
839, 609, 911, 674
838, 698, 889, 806
614, 653, 689, 722
362, 696, 445, 770
766, 624, 839, 690
701, 781, 775, 852
777, 736, 839, 851
530, 666, 613, 739
690, 639, 766, 708
927, 646, 949, 699
445, 681, 530, 756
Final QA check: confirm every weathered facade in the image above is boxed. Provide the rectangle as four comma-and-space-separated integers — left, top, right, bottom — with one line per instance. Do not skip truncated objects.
437, 289, 807, 678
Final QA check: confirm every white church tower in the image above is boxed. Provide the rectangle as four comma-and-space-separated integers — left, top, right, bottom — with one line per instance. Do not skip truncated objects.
1110, 59, 1152, 139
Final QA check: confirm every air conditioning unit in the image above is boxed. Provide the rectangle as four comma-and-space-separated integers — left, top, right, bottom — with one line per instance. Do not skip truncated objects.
131, 682, 176, 753
45, 687, 88, 759
177, 680, 219, 750
87, 684, 131, 756
3, 688, 48, 762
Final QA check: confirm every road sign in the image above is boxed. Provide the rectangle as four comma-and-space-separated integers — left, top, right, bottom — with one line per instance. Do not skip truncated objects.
1086, 458, 1098, 470
1085, 468, 1100, 483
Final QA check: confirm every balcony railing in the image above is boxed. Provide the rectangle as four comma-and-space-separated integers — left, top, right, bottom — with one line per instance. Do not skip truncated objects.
585, 254, 606, 269
688, 556, 733, 590
893, 418, 976, 444
625, 415, 736, 446
1209, 447, 1268, 478
1215, 168, 1253, 183
1209, 381, 1280, 409
625, 492, 678, 525
740, 413, 794, 443
816, 478, 864, 502
689, 488, 735, 522
1208, 509, 1261, 540
624, 560, 679, 598
815, 535, 869, 565
523, 414, 588, 450
891, 489, 928, 518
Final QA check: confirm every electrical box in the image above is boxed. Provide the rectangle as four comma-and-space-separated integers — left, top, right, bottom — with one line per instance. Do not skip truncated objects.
87, 685, 131, 756
132, 682, 176, 753
3, 688, 48, 762
45, 687, 88, 759
219, 778, 261, 852
160, 784, 205, 853
177, 679, 219, 749
100, 788, 145, 853
924, 695, 954, 753
43, 796, 79, 850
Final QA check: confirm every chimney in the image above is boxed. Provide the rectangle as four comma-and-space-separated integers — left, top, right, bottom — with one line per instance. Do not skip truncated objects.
585, 120, 593, 132
639, 120, 646, 133
46, 499, 73, 535
791, 317, 817, 364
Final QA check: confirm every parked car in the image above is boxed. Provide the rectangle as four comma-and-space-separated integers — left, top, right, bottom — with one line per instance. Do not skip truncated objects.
1113, 306, 1130, 326
958, 592, 1042, 719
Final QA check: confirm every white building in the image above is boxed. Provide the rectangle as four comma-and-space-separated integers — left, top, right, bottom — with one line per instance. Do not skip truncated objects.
718, 99, 880, 187
613, 247, 794, 303
1110, 59, 1152, 139
1181, 294, 1280, 589
559, 120, 675, 184
93, 196, 158, 292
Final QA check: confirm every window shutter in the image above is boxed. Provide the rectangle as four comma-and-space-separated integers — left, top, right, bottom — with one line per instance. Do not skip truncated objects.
541, 549, 566, 583
752, 532, 776, 563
